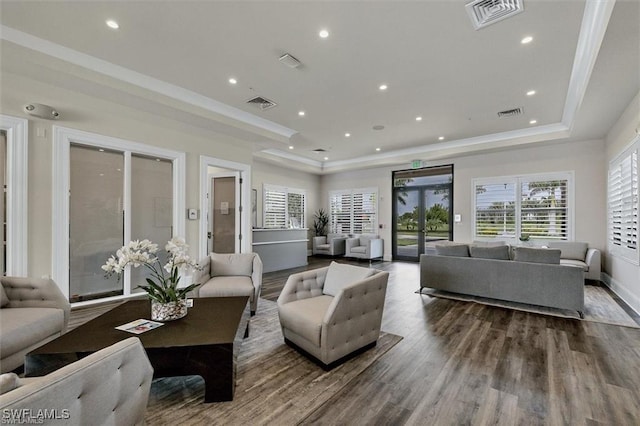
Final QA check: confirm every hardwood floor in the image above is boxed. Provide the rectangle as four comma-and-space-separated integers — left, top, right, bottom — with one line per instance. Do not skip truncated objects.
263, 257, 640, 425
70, 257, 640, 425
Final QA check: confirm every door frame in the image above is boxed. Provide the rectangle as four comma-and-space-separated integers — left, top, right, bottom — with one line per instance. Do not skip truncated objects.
199, 156, 251, 258
207, 171, 241, 254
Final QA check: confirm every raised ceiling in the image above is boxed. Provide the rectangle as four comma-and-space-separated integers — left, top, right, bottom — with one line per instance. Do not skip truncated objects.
0, 1, 638, 173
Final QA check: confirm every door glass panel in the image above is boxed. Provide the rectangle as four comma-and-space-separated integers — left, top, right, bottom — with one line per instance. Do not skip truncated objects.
130, 155, 173, 293
424, 188, 450, 250
0, 131, 6, 275
212, 176, 236, 253
69, 145, 124, 302
395, 189, 419, 259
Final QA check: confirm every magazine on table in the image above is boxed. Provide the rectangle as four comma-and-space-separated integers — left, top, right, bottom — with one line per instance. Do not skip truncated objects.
115, 319, 164, 334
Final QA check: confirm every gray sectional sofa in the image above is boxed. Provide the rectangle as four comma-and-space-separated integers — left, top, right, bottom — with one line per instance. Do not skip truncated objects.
419, 243, 585, 317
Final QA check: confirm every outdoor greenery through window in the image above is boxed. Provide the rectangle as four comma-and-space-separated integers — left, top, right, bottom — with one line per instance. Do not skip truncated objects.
474, 172, 573, 241
329, 188, 377, 234
608, 137, 639, 263
263, 184, 306, 229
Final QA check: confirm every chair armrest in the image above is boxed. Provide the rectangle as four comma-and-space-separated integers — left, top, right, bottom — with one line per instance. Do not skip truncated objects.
585, 248, 601, 281
330, 237, 346, 253
320, 271, 389, 355
1, 277, 70, 329
192, 256, 212, 296
313, 236, 327, 250
251, 254, 263, 294
367, 238, 384, 258
345, 238, 360, 253
277, 266, 329, 306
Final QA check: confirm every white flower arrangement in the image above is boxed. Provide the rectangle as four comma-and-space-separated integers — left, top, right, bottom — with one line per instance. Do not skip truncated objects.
102, 237, 201, 303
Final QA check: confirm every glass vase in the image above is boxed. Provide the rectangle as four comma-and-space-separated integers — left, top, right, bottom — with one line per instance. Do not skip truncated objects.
151, 299, 188, 321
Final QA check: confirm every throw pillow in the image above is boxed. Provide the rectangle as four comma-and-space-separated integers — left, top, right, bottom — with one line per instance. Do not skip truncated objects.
435, 243, 470, 257
0, 284, 9, 308
322, 261, 376, 297
0, 373, 20, 394
210, 253, 254, 277
513, 247, 561, 264
547, 241, 588, 261
469, 245, 510, 260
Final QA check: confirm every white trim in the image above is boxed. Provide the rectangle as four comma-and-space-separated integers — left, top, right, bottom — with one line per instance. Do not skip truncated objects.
0, 115, 28, 276
52, 126, 186, 300
199, 156, 252, 258
0, 25, 296, 142
601, 272, 640, 317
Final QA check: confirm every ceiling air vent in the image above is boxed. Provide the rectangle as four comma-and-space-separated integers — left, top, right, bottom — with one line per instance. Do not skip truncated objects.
497, 107, 524, 118
246, 96, 277, 111
465, 0, 524, 30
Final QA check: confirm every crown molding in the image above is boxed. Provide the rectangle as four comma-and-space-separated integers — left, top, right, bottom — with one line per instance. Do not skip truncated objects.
0, 25, 297, 141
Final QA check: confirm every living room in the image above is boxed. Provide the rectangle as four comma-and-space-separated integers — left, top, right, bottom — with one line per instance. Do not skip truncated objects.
1, 0, 639, 424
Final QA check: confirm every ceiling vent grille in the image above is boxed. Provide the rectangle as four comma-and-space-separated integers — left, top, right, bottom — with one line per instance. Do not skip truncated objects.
465, 0, 524, 30
246, 96, 277, 111
497, 107, 523, 118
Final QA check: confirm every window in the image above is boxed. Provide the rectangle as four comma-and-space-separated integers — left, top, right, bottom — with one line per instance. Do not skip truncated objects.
329, 188, 378, 234
608, 137, 639, 263
263, 184, 306, 228
473, 172, 573, 241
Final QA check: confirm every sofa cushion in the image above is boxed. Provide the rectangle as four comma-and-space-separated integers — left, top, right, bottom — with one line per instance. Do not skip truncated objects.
323, 261, 375, 297
199, 276, 254, 300
469, 245, 510, 260
547, 241, 588, 261
316, 244, 331, 250
0, 308, 65, 358
0, 285, 9, 308
210, 253, 254, 277
435, 243, 470, 257
278, 295, 334, 346
513, 247, 561, 264
350, 246, 367, 254
560, 258, 588, 271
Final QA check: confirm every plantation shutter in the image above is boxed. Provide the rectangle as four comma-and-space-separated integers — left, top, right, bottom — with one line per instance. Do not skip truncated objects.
352, 188, 377, 234
474, 182, 516, 238
287, 191, 305, 228
263, 185, 286, 228
520, 178, 569, 240
608, 147, 638, 260
329, 191, 352, 234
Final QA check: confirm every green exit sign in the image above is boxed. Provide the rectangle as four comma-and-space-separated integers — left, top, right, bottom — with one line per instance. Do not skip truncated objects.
411, 160, 422, 169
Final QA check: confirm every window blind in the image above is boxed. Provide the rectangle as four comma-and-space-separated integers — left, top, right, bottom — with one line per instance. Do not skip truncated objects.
475, 182, 516, 238
520, 178, 569, 240
329, 188, 377, 234
263, 184, 306, 229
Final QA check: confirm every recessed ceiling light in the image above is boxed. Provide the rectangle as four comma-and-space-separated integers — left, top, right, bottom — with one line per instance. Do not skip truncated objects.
375, 147, 381, 152
379, 84, 388, 91
228, 78, 237, 85
319, 29, 329, 38
298, 111, 305, 116
99, 173, 104, 177
288, 145, 294, 150
98, 148, 105, 152
106, 20, 119, 29
345, 133, 351, 137
529, 119, 537, 124
324, 156, 329, 161
438, 136, 445, 140
521, 36, 533, 44
156, 158, 161, 162
526, 90, 536, 96
416, 116, 423, 122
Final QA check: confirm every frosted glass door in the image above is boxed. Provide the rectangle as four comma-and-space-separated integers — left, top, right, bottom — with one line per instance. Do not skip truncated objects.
69, 145, 124, 302
130, 155, 173, 293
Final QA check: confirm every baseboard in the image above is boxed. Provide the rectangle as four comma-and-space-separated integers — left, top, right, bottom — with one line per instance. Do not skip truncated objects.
601, 272, 640, 317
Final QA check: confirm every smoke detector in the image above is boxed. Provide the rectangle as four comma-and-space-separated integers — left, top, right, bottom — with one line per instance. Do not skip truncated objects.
466, 0, 524, 30
497, 107, 524, 118
246, 96, 277, 111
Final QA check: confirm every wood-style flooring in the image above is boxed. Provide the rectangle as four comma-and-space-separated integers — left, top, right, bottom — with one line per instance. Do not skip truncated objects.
70, 257, 640, 425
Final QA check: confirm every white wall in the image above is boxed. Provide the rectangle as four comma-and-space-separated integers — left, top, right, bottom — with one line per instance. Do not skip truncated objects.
1, 69, 256, 280
604, 91, 640, 313
321, 138, 607, 261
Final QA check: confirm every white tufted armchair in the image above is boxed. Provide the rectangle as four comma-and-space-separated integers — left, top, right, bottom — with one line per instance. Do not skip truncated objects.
0, 337, 153, 426
277, 263, 389, 368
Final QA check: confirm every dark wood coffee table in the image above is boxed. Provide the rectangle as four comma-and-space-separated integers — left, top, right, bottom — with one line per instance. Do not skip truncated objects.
25, 296, 250, 403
